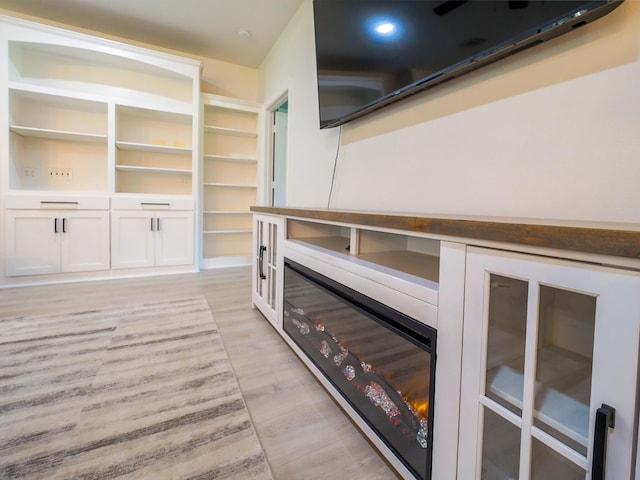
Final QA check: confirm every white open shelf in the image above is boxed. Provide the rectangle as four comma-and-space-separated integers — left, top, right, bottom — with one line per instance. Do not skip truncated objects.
203, 153, 257, 162
203, 182, 256, 188
10, 126, 108, 143
204, 125, 257, 137
115, 165, 191, 175
115, 141, 191, 154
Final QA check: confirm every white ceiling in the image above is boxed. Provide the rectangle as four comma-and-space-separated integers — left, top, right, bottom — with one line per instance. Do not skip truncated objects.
0, 0, 305, 68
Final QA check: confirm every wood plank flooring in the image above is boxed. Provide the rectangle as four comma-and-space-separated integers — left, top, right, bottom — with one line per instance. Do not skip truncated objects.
0, 268, 399, 480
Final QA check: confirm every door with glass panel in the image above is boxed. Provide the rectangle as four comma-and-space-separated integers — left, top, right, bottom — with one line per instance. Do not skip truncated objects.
458, 247, 640, 480
252, 215, 282, 328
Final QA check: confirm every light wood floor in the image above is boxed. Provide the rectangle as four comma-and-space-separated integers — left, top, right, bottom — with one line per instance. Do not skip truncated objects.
0, 267, 399, 479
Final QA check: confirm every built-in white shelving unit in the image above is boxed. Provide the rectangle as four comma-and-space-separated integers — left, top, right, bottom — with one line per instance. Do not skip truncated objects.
1, 14, 201, 285
200, 93, 262, 269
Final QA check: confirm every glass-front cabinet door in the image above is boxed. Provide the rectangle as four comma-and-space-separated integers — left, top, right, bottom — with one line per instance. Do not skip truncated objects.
458, 247, 640, 480
252, 214, 283, 328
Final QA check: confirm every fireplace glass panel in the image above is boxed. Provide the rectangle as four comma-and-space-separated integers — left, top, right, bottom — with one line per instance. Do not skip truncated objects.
283, 259, 436, 480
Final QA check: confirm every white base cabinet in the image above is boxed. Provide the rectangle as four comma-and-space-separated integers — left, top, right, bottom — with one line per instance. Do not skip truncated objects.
458, 247, 640, 480
111, 207, 194, 270
5, 209, 109, 276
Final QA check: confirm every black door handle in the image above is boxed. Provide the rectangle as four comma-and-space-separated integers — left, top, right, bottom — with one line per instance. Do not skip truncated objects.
54, 218, 58, 233
258, 245, 267, 280
592, 403, 615, 480
62, 218, 67, 233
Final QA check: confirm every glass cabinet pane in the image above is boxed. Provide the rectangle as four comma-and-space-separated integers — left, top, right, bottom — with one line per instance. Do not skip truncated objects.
485, 274, 529, 416
534, 286, 595, 455
481, 408, 521, 479
268, 273, 275, 308
530, 438, 585, 479
270, 224, 277, 260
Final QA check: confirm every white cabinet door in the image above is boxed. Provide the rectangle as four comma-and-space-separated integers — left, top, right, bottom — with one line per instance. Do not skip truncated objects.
5, 210, 60, 276
458, 247, 640, 480
155, 211, 194, 267
111, 211, 155, 269
252, 215, 283, 327
5, 209, 110, 276
111, 210, 194, 269
61, 211, 110, 273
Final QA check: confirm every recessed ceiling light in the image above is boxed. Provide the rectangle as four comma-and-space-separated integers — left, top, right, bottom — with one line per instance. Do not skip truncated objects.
236, 28, 252, 39
375, 22, 396, 36
367, 16, 403, 42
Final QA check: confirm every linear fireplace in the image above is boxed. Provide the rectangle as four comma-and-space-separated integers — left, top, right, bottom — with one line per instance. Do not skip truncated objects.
283, 258, 437, 480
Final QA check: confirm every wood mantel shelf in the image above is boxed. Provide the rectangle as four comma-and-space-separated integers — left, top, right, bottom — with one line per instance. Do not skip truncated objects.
251, 206, 640, 261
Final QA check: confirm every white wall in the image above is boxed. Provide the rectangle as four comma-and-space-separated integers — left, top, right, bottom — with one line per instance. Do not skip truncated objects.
261, 1, 640, 223
261, 1, 340, 208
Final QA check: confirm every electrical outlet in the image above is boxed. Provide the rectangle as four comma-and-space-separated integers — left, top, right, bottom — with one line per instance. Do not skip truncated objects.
47, 168, 73, 180
22, 167, 36, 177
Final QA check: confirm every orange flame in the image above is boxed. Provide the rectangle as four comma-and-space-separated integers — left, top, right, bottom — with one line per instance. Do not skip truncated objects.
412, 399, 429, 418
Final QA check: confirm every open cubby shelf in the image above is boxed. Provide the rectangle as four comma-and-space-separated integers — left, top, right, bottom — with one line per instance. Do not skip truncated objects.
293, 235, 351, 254
286, 219, 441, 286
358, 250, 440, 283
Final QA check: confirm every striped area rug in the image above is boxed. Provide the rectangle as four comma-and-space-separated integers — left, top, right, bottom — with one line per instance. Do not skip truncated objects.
0, 296, 272, 480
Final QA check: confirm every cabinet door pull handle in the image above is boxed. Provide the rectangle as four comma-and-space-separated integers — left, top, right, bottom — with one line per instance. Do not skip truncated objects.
141, 202, 170, 207
259, 245, 267, 280
62, 218, 67, 233
156, 218, 161, 231
54, 218, 59, 233
150, 217, 155, 231
41, 201, 79, 205
592, 403, 615, 480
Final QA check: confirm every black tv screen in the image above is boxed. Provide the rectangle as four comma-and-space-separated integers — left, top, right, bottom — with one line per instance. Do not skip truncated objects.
313, 0, 623, 128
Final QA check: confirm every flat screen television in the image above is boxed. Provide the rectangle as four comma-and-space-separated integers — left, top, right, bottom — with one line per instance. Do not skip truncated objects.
313, 0, 623, 128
